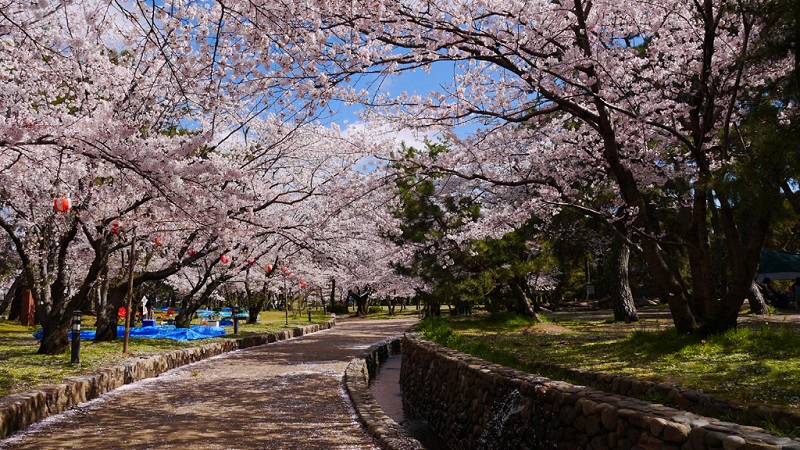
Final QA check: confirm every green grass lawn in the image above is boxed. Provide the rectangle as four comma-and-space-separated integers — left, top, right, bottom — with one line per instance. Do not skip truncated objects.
0, 310, 332, 398
417, 308, 800, 415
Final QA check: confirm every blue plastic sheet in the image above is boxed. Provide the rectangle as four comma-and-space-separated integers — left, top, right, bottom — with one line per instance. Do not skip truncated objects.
196, 308, 249, 319
33, 324, 226, 341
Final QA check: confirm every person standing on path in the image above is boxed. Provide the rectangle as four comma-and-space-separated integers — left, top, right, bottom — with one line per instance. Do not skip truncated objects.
0, 318, 418, 450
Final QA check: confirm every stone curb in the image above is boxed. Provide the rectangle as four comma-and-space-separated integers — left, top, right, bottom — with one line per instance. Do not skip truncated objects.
0, 318, 336, 440
402, 333, 800, 450
344, 335, 424, 450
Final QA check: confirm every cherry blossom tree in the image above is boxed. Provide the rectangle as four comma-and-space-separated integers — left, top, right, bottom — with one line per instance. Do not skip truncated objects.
0, 0, 263, 352
211, 0, 795, 335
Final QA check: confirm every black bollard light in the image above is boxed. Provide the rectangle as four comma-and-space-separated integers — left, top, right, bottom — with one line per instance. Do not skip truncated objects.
308, 303, 312, 323
70, 311, 81, 365
232, 306, 240, 335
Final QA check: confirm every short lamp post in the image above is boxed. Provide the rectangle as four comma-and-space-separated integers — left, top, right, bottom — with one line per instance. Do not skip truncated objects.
308, 303, 312, 323
70, 311, 81, 365
232, 306, 240, 335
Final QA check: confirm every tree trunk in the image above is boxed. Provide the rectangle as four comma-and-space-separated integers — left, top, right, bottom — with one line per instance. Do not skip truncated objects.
175, 309, 193, 328
37, 233, 109, 354
38, 313, 70, 355
175, 277, 227, 328
347, 288, 371, 316
95, 286, 126, 341
609, 237, 638, 323
425, 301, 441, 317
94, 268, 109, 327
510, 279, 541, 321
247, 291, 268, 324
5, 278, 23, 320
329, 279, 336, 308
356, 294, 369, 316
747, 281, 769, 315
1, 276, 22, 316
34, 284, 73, 355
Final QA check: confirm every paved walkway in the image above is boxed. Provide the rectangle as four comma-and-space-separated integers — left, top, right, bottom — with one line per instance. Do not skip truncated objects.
0, 318, 417, 450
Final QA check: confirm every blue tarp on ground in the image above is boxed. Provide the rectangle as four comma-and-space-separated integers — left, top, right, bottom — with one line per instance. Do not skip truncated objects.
33, 325, 226, 341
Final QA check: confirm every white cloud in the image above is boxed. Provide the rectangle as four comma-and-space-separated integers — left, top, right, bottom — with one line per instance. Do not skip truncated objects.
342, 121, 437, 150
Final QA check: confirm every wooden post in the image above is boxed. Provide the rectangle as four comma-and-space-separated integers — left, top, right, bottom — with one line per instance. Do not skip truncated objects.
19, 288, 35, 326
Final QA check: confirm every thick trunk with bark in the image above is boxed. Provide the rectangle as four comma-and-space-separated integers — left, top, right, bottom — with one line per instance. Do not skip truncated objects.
38, 314, 71, 355
175, 308, 194, 328
510, 279, 541, 321
247, 294, 268, 324
1, 276, 22, 316
175, 278, 226, 328
747, 281, 769, 315
637, 239, 698, 333
425, 301, 441, 317
38, 236, 109, 354
4, 278, 23, 320
356, 295, 369, 316
609, 237, 638, 323
349, 288, 371, 316
95, 286, 126, 341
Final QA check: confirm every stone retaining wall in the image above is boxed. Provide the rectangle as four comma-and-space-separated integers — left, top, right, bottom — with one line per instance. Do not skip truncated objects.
344, 337, 424, 450
401, 333, 800, 450
0, 319, 335, 440
523, 360, 800, 437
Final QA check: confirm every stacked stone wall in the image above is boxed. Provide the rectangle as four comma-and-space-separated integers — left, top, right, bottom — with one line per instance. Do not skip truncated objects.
400, 333, 800, 450
524, 360, 800, 436
0, 319, 335, 439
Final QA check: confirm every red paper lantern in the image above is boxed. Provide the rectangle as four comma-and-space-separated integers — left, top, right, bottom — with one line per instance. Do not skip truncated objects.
154, 236, 163, 247
53, 196, 71, 213
187, 247, 197, 256
247, 258, 255, 266
118, 306, 127, 318
266, 264, 273, 272
220, 254, 231, 264
110, 219, 121, 235
299, 280, 307, 289
281, 266, 289, 274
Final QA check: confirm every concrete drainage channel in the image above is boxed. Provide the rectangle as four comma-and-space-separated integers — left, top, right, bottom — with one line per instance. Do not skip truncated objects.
0, 319, 336, 440
344, 336, 427, 450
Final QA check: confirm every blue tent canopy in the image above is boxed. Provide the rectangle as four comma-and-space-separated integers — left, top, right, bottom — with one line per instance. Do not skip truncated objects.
757, 249, 800, 281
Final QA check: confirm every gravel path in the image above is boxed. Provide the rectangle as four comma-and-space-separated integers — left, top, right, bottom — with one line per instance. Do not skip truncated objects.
0, 318, 417, 450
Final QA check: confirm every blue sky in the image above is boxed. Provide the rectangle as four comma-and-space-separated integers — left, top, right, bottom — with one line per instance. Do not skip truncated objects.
322, 61, 469, 149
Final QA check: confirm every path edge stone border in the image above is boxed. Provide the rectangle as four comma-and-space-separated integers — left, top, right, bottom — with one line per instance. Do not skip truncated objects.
344, 335, 425, 450
0, 318, 336, 440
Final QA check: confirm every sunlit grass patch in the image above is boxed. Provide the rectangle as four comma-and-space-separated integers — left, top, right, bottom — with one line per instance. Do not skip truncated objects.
416, 312, 800, 412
